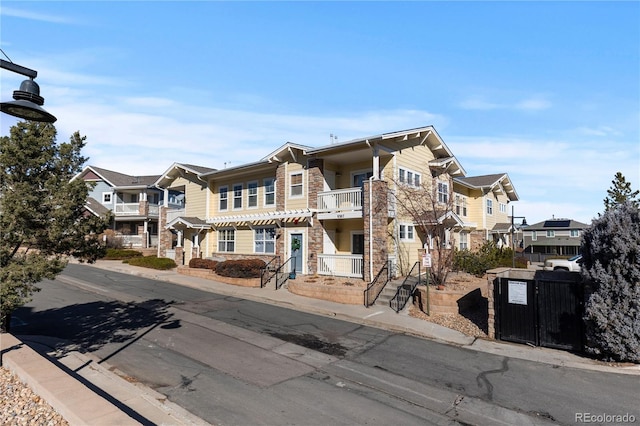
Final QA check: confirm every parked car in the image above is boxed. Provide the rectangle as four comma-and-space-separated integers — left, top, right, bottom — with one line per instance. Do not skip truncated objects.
544, 254, 582, 272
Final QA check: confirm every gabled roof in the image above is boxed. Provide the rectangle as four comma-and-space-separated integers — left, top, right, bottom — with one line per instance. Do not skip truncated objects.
166, 216, 211, 230
454, 173, 519, 202
155, 163, 216, 188
84, 196, 111, 218
74, 166, 160, 189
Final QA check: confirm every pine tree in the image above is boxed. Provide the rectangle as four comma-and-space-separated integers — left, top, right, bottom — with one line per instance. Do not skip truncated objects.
581, 201, 640, 362
0, 121, 111, 332
603, 172, 639, 211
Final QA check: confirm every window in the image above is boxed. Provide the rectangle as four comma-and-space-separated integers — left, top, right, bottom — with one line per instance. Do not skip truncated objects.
233, 184, 243, 209
290, 172, 303, 197
247, 181, 258, 208
459, 232, 469, 250
486, 199, 493, 215
254, 227, 276, 253
219, 186, 228, 211
570, 230, 579, 237
264, 178, 275, 206
398, 167, 421, 188
547, 230, 555, 237
352, 233, 365, 255
102, 192, 112, 204
531, 231, 537, 241
399, 224, 415, 241
500, 203, 507, 213
218, 229, 235, 252
455, 195, 467, 216
352, 171, 373, 187
438, 182, 449, 203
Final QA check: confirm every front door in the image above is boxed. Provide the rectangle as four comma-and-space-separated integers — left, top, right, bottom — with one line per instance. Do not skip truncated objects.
290, 233, 303, 273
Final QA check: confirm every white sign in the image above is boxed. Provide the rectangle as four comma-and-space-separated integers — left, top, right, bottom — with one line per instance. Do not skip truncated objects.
422, 253, 432, 268
508, 280, 528, 305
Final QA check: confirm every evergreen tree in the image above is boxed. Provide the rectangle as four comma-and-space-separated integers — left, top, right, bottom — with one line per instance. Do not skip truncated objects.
0, 121, 110, 332
603, 172, 639, 211
581, 201, 640, 363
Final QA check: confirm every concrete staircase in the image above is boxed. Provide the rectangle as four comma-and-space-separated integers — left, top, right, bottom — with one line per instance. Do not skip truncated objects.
374, 277, 420, 311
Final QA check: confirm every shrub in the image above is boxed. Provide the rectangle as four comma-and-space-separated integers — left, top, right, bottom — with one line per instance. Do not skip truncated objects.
581, 201, 640, 363
126, 255, 177, 270
215, 258, 266, 278
189, 258, 218, 270
453, 242, 520, 277
103, 248, 143, 260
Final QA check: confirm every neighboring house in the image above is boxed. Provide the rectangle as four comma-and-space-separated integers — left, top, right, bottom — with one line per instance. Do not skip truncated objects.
73, 166, 162, 248
156, 125, 520, 281
521, 218, 589, 262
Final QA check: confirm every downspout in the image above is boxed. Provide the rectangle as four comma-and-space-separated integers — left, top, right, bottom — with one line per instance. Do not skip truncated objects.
369, 175, 374, 282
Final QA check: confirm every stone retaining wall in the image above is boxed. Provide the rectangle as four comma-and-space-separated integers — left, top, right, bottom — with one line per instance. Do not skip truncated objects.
177, 266, 261, 287
415, 282, 487, 315
287, 280, 363, 305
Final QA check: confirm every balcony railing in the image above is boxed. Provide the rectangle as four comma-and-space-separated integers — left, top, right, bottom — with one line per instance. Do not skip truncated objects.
114, 203, 140, 215
317, 254, 363, 278
166, 208, 185, 222
113, 202, 160, 217
318, 187, 362, 212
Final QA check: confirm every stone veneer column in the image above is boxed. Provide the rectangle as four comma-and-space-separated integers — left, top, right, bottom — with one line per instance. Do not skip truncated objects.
158, 206, 172, 258
363, 179, 389, 282
275, 163, 287, 259
306, 159, 324, 275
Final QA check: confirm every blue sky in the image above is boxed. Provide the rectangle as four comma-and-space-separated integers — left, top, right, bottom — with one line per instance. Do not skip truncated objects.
1, 1, 638, 225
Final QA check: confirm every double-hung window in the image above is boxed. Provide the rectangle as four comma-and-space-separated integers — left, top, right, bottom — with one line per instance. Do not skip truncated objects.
547, 230, 555, 237
438, 182, 449, 203
254, 227, 276, 254
247, 181, 258, 208
264, 178, 275, 206
290, 172, 303, 197
233, 184, 243, 209
219, 186, 228, 211
486, 199, 493, 215
218, 229, 235, 252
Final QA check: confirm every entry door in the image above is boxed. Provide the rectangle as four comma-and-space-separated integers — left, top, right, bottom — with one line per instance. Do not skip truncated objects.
290, 233, 303, 273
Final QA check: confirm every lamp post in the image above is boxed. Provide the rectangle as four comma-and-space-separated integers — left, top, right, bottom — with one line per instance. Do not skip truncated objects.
511, 205, 527, 268
1, 59, 57, 123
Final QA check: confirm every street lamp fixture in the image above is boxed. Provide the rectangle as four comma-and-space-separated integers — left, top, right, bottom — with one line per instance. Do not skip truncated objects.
0, 59, 57, 123
511, 205, 527, 268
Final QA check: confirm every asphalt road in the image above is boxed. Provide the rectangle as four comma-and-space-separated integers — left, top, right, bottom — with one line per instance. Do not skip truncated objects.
11, 263, 640, 425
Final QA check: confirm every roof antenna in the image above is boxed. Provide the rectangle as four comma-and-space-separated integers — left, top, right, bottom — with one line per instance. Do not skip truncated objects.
330, 133, 338, 144
224, 161, 231, 168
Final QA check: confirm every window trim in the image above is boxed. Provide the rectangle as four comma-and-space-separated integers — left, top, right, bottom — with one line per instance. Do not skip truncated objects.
547, 230, 555, 237
399, 223, 415, 241
398, 167, 421, 188
263, 178, 275, 207
289, 171, 304, 198
102, 192, 112, 204
247, 181, 258, 209
254, 227, 276, 254
486, 199, 493, 215
217, 228, 235, 252
232, 183, 243, 210
437, 181, 449, 204
219, 186, 229, 211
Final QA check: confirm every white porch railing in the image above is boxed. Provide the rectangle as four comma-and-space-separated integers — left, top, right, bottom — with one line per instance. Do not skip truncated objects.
120, 234, 143, 248
148, 205, 159, 217
317, 188, 362, 211
317, 254, 363, 278
114, 203, 140, 215
166, 208, 185, 223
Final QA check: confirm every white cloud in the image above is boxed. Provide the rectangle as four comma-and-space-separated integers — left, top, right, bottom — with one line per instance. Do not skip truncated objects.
0, 7, 74, 24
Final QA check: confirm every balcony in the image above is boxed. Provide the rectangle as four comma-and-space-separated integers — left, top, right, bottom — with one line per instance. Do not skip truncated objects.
317, 254, 364, 278
114, 202, 160, 217
317, 188, 362, 220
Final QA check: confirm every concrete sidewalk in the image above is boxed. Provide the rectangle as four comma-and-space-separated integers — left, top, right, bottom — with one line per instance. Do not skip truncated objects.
2, 260, 638, 426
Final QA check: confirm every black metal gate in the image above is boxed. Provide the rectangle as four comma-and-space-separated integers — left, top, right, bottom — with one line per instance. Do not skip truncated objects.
495, 273, 584, 351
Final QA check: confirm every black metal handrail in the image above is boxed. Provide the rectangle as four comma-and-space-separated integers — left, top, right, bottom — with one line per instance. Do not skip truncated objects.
389, 261, 421, 313
364, 261, 390, 307
260, 256, 281, 288
274, 256, 296, 290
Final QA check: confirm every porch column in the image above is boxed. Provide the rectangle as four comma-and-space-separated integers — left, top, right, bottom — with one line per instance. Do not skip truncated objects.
307, 158, 324, 275
363, 179, 389, 282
